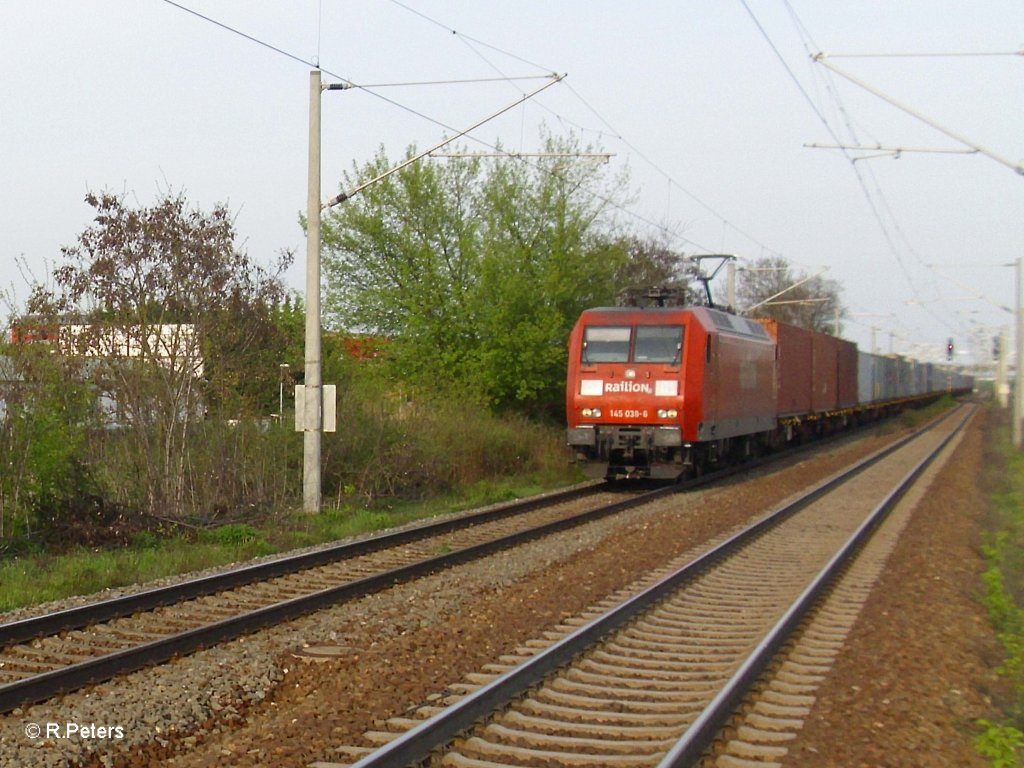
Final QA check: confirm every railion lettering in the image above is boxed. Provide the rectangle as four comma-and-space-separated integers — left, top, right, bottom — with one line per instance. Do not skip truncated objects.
604, 381, 652, 394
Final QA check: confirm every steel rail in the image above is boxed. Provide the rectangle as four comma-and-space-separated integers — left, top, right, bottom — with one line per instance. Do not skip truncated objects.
657, 403, 974, 766
343, 405, 968, 768
0, 484, 603, 648
0, 483, 677, 714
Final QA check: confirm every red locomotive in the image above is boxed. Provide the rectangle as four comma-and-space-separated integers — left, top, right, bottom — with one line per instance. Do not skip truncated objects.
566, 305, 972, 479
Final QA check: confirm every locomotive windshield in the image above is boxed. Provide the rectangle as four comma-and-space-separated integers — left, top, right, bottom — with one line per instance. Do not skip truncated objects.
635, 325, 683, 363
581, 326, 630, 362
581, 325, 684, 364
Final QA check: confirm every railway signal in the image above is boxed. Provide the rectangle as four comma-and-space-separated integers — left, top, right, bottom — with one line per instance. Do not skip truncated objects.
946, 338, 954, 361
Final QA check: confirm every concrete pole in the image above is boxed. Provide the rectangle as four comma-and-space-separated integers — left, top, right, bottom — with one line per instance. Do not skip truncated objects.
1015, 257, 1023, 448
726, 261, 736, 311
303, 70, 323, 512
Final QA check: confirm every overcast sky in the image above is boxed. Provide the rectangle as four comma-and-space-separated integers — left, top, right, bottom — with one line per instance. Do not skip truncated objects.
2, 1, 1021, 365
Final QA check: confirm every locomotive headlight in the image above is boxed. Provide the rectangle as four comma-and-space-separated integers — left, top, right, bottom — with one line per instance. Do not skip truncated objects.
582, 407, 602, 418
657, 409, 678, 419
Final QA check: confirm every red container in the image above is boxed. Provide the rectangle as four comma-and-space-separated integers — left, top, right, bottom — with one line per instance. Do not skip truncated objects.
758, 320, 857, 415
836, 339, 858, 408
811, 332, 840, 412
757, 320, 812, 418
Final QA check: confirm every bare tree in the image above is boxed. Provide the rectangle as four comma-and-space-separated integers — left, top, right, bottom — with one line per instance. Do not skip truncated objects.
613, 233, 699, 307
25, 192, 292, 519
736, 256, 844, 334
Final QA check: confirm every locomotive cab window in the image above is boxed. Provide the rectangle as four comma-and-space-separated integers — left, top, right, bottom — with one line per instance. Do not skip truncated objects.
634, 325, 683, 364
581, 326, 631, 363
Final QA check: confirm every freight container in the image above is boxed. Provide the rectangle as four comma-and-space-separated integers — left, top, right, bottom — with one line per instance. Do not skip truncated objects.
857, 351, 878, 405
811, 332, 840, 412
756, 319, 812, 417
877, 355, 899, 401
837, 338, 858, 408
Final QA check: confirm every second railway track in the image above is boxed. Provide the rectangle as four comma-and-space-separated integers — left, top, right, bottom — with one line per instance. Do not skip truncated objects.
316, 404, 974, 768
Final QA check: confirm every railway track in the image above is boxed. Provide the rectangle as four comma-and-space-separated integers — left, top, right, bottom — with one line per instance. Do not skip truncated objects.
315, 404, 973, 768
0, 483, 647, 714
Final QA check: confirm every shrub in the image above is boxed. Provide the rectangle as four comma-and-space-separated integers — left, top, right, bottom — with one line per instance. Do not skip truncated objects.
320, 379, 572, 505
198, 523, 263, 546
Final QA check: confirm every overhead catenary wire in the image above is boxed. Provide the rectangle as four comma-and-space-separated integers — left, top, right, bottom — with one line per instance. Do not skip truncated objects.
760, 11, 1015, 345
753, 13, 1015, 360
813, 53, 1024, 177
157, 0, 715, 253
387, 0, 555, 74
822, 50, 1024, 59
802, 43, 1020, 340
159, 0, 800, 270
768, 0, 977, 343
387, 0, 791, 262
160, 0, 327, 74
324, 75, 565, 208
157, 0, 545, 152
159, 3, 915, 351
749, 1, 930, 293
365, 3, 729, 255
560, 80, 787, 261
739, 0, 924, 292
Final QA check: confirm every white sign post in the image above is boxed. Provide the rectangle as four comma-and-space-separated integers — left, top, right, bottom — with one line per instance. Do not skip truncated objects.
294, 384, 336, 433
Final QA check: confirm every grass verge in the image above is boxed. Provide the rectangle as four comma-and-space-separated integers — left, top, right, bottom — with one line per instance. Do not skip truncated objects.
0, 471, 576, 614
976, 408, 1024, 766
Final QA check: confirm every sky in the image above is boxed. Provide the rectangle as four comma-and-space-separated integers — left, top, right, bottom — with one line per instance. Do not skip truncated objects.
1, 1, 1021, 368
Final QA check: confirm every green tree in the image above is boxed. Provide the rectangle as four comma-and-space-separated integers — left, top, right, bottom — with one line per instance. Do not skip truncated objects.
321, 132, 631, 417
